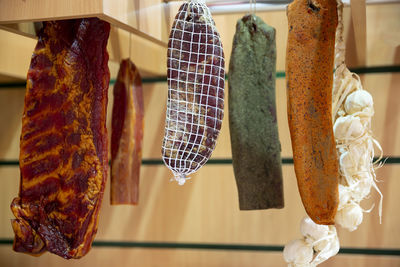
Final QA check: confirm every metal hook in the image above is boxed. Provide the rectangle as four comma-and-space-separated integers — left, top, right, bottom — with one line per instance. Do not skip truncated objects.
249, 0, 256, 19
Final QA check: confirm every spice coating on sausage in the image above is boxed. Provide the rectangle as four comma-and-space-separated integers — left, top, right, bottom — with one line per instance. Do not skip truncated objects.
286, 0, 339, 224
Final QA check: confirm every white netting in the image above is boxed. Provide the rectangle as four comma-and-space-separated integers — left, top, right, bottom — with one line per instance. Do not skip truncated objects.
162, 0, 225, 185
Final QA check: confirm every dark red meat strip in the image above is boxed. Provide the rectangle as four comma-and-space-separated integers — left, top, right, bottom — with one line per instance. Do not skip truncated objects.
111, 59, 144, 205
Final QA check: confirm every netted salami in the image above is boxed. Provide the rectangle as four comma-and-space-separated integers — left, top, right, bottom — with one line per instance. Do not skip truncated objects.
162, 0, 225, 185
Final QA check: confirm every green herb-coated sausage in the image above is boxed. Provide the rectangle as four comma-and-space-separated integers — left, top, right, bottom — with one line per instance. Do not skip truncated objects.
229, 15, 284, 210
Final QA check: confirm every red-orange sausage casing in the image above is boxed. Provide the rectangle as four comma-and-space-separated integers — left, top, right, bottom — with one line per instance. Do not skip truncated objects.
286, 0, 339, 225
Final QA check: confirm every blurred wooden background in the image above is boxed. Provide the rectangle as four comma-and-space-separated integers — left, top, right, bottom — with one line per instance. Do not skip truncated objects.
0, 2, 399, 266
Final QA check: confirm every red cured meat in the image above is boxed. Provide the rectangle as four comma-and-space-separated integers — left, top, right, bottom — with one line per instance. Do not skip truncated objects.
11, 18, 110, 259
111, 59, 144, 205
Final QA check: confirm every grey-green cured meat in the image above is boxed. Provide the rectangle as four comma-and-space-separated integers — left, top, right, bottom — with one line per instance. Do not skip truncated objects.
228, 15, 284, 210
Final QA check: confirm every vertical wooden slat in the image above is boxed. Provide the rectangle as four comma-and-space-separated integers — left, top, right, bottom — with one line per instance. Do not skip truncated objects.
350, 0, 367, 66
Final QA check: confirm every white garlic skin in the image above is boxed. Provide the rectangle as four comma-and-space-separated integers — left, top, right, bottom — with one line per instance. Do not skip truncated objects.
313, 225, 337, 253
351, 173, 373, 201
335, 203, 363, 231
311, 226, 340, 266
333, 115, 364, 140
300, 217, 330, 243
283, 239, 314, 265
339, 151, 357, 177
344, 90, 373, 115
338, 184, 352, 209
349, 143, 368, 169
313, 232, 340, 261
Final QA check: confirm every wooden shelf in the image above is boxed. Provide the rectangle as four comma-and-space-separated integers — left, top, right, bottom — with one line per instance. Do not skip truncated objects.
0, 0, 177, 47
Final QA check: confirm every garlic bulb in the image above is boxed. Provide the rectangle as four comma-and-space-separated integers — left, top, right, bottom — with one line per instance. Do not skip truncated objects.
283, 239, 314, 266
351, 174, 373, 201
312, 229, 340, 266
344, 89, 373, 115
349, 143, 368, 168
338, 184, 352, 209
333, 115, 364, 140
312, 225, 337, 253
300, 217, 330, 243
335, 203, 363, 231
284, 216, 340, 266
339, 151, 357, 177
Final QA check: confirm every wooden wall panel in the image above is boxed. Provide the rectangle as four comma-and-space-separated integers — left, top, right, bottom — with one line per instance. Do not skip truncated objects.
0, 2, 399, 267
0, 89, 24, 161
0, 30, 36, 80
213, 4, 400, 70
107, 28, 167, 77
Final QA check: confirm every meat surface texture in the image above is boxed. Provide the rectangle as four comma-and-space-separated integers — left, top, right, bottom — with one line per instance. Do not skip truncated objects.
162, 1, 225, 183
286, 0, 339, 225
111, 59, 144, 205
11, 18, 110, 259
229, 14, 284, 210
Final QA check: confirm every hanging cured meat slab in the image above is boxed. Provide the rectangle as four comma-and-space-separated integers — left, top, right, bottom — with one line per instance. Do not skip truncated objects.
111, 59, 144, 205
11, 18, 110, 259
229, 14, 284, 210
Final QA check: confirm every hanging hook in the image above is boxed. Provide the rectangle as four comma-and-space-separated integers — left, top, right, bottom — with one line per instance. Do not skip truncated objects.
248, 0, 251, 15
249, 0, 256, 20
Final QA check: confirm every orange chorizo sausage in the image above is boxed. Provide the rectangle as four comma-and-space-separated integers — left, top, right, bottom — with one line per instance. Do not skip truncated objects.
286, 0, 339, 225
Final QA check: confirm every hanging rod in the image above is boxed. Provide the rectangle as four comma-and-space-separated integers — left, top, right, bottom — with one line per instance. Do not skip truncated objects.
0, 65, 399, 89
0, 238, 399, 255
165, 0, 400, 14
0, 156, 399, 167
